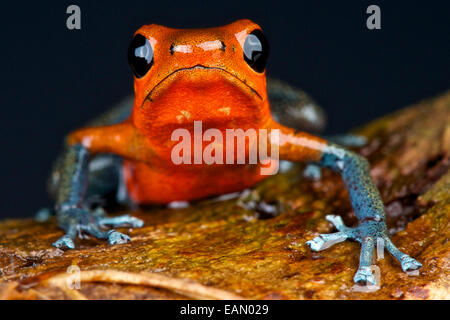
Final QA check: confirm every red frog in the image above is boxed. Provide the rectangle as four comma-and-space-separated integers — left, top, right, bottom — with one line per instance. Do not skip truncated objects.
46, 19, 421, 285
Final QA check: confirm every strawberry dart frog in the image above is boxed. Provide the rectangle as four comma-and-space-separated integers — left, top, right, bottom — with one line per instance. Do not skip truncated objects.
46, 19, 422, 285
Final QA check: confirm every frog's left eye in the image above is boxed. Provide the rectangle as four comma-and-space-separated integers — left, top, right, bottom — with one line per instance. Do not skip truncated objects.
128, 34, 154, 78
243, 29, 270, 73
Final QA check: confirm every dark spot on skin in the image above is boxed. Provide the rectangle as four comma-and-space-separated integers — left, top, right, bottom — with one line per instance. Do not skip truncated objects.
170, 43, 175, 55
220, 41, 226, 52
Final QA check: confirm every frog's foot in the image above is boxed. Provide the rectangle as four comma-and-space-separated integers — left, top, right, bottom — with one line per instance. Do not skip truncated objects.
53, 234, 76, 249
53, 207, 144, 249
384, 237, 423, 272
326, 134, 368, 148
306, 215, 422, 285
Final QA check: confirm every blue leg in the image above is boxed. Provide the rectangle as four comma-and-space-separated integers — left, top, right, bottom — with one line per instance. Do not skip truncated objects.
303, 135, 367, 180
354, 236, 375, 285
52, 144, 143, 249
306, 143, 421, 284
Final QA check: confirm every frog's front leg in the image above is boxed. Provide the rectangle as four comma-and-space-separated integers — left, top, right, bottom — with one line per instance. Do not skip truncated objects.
302, 134, 368, 180
271, 122, 422, 285
53, 123, 149, 249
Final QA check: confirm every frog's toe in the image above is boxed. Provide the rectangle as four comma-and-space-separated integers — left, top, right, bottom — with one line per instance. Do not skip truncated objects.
400, 256, 422, 272
53, 234, 75, 250
353, 267, 377, 286
107, 230, 131, 245
306, 214, 353, 251
306, 231, 348, 251
325, 214, 349, 232
97, 214, 144, 228
384, 237, 422, 273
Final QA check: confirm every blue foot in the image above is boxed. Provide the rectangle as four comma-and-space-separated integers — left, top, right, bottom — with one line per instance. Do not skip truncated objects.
400, 256, 422, 272
353, 266, 377, 286
53, 234, 75, 249
107, 230, 131, 245
53, 207, 143, 249
306, 215, 422, 285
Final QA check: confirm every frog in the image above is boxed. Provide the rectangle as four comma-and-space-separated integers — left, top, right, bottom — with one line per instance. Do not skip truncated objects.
45, 19, 422, 285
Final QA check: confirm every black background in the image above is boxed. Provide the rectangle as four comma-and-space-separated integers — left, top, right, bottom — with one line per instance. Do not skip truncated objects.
1, 0, 449, 218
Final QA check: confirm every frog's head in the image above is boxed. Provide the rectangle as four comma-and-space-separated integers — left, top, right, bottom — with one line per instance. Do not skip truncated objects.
128, 19, 271, 137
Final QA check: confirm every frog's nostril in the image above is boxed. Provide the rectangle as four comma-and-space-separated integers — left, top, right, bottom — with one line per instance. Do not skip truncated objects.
170, 43, 175, 55
220, 41, 226, 52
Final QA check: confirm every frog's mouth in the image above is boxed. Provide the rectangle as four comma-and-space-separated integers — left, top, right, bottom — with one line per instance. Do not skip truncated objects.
142, 65, 263, 106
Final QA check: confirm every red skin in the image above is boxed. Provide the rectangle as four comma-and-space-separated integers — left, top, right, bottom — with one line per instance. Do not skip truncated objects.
68, 19, 326, 204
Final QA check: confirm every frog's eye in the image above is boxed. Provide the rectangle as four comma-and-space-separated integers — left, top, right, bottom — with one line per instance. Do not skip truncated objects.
243, 29, 270, 73
128, 34, 154, 78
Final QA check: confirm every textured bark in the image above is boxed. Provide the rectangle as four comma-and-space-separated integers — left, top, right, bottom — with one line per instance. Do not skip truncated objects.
0, 91, 449, 300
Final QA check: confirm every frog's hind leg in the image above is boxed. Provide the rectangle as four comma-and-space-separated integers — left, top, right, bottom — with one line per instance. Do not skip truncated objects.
268, 77, 327, 134
267, 77, 368, 147
267, 78, 368, 177
85, 154, 132, 207
268, 78, 327, 174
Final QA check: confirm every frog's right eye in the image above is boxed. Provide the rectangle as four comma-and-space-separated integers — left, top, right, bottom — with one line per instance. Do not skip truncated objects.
128, 34, 154, 78
243, 29, 269, 73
